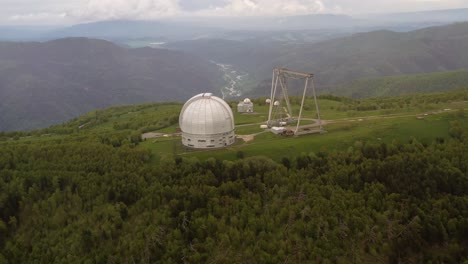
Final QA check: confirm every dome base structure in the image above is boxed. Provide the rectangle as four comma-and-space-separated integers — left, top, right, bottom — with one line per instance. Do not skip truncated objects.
179, 93, 236, 149
182, 131, 235, 148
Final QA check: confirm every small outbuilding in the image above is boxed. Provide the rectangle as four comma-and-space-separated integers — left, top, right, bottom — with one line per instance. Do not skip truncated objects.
237, 98, 254, 113
271, 126, 286, 135
179, 93, 235, 149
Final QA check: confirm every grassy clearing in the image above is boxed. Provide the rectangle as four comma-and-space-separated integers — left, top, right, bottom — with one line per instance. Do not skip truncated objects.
175, 112, 461, 162
134, 95, 468, 162
235, 124, 265, 135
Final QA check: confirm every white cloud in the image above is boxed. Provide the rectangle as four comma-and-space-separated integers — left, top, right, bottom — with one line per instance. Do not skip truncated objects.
68, 0, 182, 21
68, 0, 327, 21
1, 0, 467, 25
8, 12, 67, 22
325, 0, 468, 14
199, 0, 326, 16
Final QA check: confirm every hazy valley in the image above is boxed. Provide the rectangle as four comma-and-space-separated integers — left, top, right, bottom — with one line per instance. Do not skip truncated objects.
0, 38, 223, 131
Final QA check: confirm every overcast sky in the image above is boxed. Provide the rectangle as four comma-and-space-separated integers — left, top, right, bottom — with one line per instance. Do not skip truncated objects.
1, 0, 468, 25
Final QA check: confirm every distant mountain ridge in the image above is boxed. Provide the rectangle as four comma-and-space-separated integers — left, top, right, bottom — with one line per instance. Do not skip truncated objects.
33, 9, 468, 41
2, 8, 468, 42
367, 8, 468, 24
0, 38, 223, 131
44, 20, 219, 42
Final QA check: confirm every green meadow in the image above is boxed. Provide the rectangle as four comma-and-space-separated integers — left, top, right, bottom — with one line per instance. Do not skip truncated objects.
141, 90, 468, 162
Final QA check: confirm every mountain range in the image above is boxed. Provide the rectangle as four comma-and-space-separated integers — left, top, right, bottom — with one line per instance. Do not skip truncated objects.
2, 22, 468, 131
1, 8, 468, 43
168, 22, 468, 95
0, 38, 222, 131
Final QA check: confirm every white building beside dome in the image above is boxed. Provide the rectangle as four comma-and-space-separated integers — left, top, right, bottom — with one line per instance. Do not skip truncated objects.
179, 93, 235, 148
237, 98, 254, 113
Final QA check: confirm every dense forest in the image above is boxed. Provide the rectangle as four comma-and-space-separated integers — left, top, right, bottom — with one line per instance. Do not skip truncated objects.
1, 112, 467, 263
1, 90, 467, 263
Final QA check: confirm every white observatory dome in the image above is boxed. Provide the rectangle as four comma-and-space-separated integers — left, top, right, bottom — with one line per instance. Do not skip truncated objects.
266, 99, 272, 104
179, 93, 235, 148
243, 98, 252, 104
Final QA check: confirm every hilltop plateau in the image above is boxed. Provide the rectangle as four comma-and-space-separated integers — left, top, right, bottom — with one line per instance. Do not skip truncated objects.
1, 89, 467, 263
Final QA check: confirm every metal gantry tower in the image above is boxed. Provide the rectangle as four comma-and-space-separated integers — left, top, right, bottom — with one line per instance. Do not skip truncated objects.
267, 67, 322, 135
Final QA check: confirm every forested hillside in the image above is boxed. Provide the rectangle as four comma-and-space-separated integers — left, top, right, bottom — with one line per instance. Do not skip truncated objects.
0, 38, 222, 131
330, 69, 468, 98
292, 22, 468, 87
1, 90, 467, 263
1, 122, 467, 263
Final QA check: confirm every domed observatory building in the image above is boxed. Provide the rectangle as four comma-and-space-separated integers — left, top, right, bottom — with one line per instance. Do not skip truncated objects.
179, 93, 235, 148
237, 98, 254, 113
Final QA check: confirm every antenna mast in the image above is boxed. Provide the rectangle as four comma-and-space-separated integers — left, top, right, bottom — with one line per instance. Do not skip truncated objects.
267, 67, 322, 135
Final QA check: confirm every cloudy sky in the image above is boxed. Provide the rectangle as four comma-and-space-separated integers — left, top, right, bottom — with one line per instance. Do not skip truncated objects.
1, 0, 467, 25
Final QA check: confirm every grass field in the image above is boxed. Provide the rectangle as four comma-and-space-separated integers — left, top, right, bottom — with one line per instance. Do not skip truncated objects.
141, 104, 467, 162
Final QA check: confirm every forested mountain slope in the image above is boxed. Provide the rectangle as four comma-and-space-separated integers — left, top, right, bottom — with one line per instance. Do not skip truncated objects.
330, 69, 468, 98
169, 22, 468, 94
287, 22, 468, 86
0, 38, 222, 131
0, 90, 468, 262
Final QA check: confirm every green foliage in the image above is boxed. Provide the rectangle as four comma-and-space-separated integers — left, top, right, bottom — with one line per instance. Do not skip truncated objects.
1, 117, 468, 263
333, 70, 468, 98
